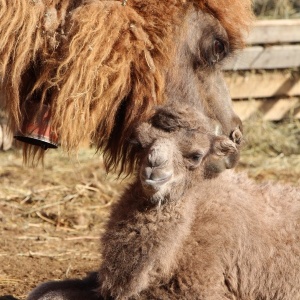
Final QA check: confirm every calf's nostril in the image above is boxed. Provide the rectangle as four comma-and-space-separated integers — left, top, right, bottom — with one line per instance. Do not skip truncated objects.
144, 167, 153, 180
147, 147, 168, 168
148, 149, 158, 167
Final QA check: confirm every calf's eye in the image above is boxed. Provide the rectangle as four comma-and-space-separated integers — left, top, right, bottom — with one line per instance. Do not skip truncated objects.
191, 153, 202, 162
187, 152, 203, 168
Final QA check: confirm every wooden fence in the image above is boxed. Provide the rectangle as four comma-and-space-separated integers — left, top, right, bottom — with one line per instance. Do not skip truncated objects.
224, 19, 300, 121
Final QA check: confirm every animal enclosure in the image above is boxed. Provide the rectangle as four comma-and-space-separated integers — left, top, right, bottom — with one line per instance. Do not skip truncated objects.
224, 19, 300, 121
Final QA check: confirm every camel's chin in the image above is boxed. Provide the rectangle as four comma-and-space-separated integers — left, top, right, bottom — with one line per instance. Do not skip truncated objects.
150, 192, 170, 206
141, 185, 170, 205
141, 178, 185, 206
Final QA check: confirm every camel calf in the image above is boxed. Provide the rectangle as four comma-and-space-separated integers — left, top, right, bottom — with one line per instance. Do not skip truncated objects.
28, 107, 300, 300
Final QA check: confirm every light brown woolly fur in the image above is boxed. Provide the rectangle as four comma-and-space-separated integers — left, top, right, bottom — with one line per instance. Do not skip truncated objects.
0, 0, 253, 173
27, 106, 300, 300
97, 172, 300, 300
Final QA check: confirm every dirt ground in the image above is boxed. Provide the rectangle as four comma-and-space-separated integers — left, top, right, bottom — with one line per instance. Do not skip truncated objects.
0, 148, 131, 299
0, 123, 299, 299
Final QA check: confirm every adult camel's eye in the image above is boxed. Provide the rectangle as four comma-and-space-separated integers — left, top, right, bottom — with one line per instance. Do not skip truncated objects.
214, 40, 225, 54
212, 39, 227, 63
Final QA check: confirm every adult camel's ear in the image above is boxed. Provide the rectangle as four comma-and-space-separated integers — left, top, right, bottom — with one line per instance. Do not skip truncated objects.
204, 136, 239, 178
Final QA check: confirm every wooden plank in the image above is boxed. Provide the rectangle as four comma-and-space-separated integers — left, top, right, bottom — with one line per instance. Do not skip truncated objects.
225, 72, 300, 99
232, 97, 300, 121
224, 46, 263, 70
224, 45, 300, 70
247, 19, 300, 45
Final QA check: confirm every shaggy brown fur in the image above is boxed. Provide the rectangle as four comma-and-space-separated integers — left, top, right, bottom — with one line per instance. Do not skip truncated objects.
0, 0, 252, 172
27, 106, 300, 300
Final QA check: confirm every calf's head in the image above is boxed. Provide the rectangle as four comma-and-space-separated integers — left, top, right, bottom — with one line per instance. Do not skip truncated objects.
133, 106, 238, 204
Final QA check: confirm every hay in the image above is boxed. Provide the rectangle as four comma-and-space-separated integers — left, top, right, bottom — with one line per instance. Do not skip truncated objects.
253, 0, 300, 19
238, 116, 300, 185
0, 148, 131, 231
242, 116, 300, 156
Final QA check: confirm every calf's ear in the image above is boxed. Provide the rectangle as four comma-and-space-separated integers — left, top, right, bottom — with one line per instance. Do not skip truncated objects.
151, 108, 189, 132
204, 136, 239, 178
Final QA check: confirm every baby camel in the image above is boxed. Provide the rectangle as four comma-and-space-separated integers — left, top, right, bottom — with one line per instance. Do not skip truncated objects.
28, 106, 300, 300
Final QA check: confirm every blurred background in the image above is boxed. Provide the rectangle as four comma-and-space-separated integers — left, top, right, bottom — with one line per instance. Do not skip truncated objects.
254, 0, 300, 19
226, 0, 300, 183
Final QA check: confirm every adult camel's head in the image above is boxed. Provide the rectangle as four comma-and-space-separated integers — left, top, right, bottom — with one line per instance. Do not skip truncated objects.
0, 0, 252, 173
